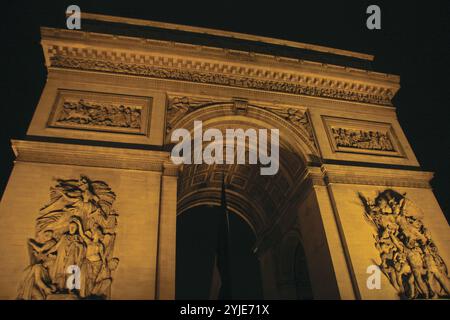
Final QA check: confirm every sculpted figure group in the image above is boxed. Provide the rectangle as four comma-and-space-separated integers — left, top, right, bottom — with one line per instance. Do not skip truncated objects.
360, 189, 450, 299
57, 99, 141, 129
17, 175, 119, 300
332, 127, 394, 151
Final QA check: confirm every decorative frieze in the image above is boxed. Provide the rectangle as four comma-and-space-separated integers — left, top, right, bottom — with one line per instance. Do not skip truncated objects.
323, 116, 404, 157
56, 99, 142, 129
48, 90, 152, 136
44, 42, 397, 106
331, 127, 394, 151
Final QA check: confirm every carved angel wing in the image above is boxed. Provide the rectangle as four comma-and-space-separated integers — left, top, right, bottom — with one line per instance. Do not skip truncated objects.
49, 179, 81, 200
35, 210, 73, 236
38, 179, 81, 217
90, 181, 116, 216
358, 192, 380, 234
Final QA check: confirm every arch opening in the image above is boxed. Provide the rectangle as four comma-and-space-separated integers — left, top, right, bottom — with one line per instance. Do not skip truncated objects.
176, 205, 263, 299
171, 105, 316, 299
277, 231, 314, 299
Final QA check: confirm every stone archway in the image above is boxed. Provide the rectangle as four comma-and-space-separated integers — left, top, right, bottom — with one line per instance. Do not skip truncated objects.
167, 97, 319, 299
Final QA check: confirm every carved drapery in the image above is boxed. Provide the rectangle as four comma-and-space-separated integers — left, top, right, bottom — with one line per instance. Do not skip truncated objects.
17, 175, 119, 300
359, 189, 450, 299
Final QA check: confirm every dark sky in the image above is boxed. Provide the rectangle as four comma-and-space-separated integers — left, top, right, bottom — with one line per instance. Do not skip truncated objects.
0, 0, 449, 299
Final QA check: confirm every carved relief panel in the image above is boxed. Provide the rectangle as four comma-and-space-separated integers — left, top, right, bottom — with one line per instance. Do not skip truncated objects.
322, 116, 405, 157
48, 90, 152, 136
359, 189, 449, 299
17, 175, 119, 300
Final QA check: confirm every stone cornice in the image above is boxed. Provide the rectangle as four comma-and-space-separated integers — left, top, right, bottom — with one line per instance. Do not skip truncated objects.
11, 140, 179, 175
40, 27, 399, 106
82, 12, 374, 61
321, 164, 433, 189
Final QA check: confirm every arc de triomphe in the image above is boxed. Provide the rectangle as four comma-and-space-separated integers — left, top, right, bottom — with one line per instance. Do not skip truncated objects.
0, 13, 449, 300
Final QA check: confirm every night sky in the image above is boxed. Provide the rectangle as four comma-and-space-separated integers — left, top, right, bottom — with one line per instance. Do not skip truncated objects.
1, 0, 449, 299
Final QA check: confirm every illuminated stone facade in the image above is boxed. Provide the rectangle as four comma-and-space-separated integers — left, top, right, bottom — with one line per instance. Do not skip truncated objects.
0, 13, 448, 299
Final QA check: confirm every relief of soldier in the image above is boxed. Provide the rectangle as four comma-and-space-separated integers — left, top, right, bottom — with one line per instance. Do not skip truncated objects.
359, 189, 450, 299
